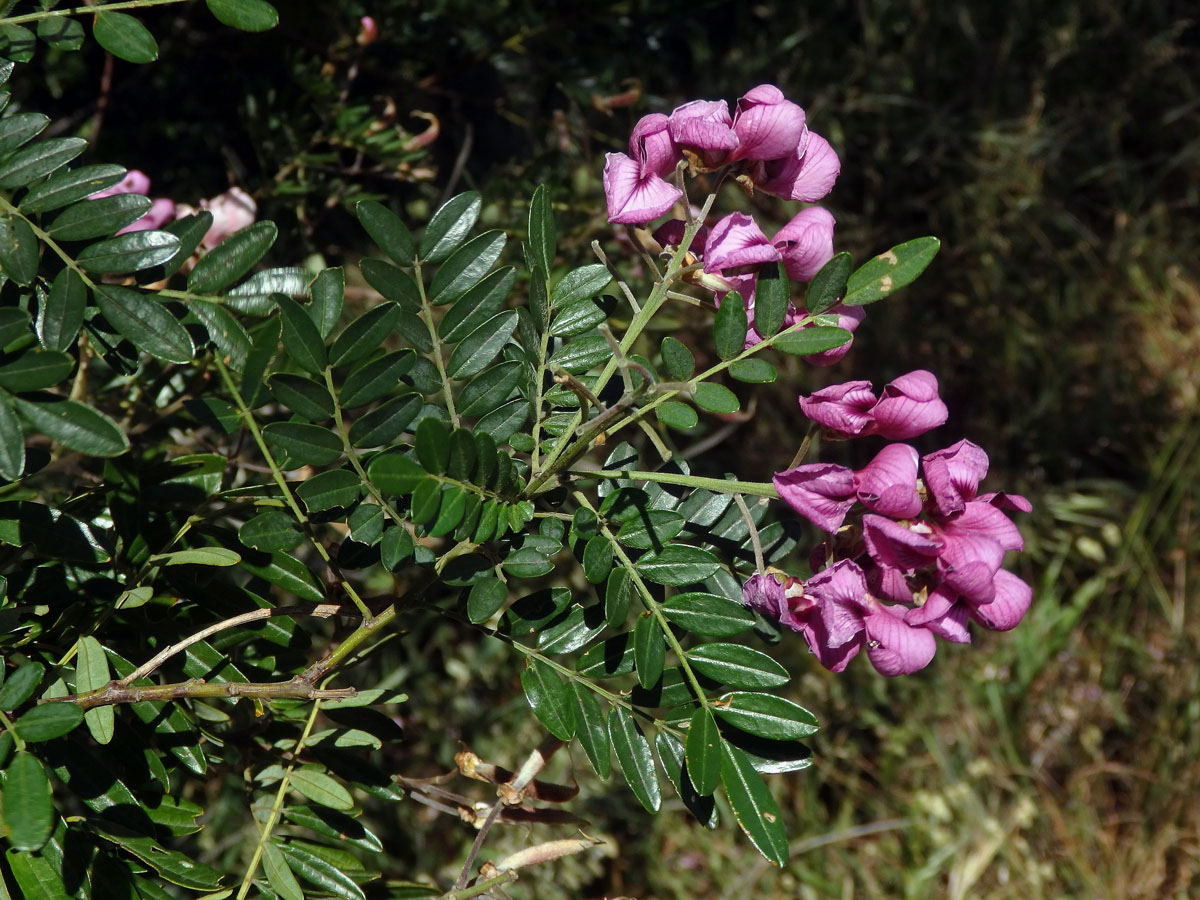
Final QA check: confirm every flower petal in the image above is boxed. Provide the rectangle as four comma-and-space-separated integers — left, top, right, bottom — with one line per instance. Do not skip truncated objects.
855, 444, 922, 518
668, 99, 738, 154
864, 606, 938, 675
629, 113, 679, 178
862, 514, 942, 570
704, 212, 781, 273
774, 463, 857, 533
775, 206, 835, 282
730, 84, 808, 162
798, 379, 877, 436
970, 570, 1032, 630
922, 439, 989, 517
603, 152, 682, 225
869, 369, 948, 439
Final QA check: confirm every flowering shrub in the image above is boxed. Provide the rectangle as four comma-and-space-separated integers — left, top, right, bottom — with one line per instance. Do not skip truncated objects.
0, 7, 1031, 898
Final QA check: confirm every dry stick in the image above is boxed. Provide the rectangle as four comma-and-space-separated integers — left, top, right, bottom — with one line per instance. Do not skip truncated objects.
733, 493, 766, 574
591, 240, 642, 314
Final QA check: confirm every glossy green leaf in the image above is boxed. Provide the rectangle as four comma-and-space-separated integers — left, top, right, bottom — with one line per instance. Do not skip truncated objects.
413, 416, 448, 474
262, 840, 304, 900
47, 193, 150, 240
238, 510, 302, 552
0, 214, 38, 285
805, 251, 852, 314
429, 229, 506, 304
149, 210, 212, 282
656, 730, 718, 828
0, 501, 111, 563
13, 703, 82, 742
446, 309, 517, 378
579, 533, 612, 584
571, 684, 610, 779
290, 767, 354, 810
0, 661, 43, 710
0, 350, 73, 392
207, 0, 280, 32
380, 525, 414, 569
347, 502, 385, 545
92, 824, 222, 890
656, 400, 698, 431
38, 268, 86, 352
3, 752, 52, 850
187, 220, 277, 295
605, 567, 633, 627
330, 302, 401, 367
356, 199, 416, 266
339, 349, 414, 407
458, 361, 521, 417
0, 113, 47, 158
361, 257, 420, 309
550, 263, 610, 308
444, 428, 475, 481
843, 236, 940, 306
224, 266, 307, 314
419, 191, 480, 264
6, 847, 70, 900
608, 706, 660, 812
280, 841, 365, 900
575, 635, 634, 680
149, 547, 241, 567
310, 266, 344, 338
661, 592, 755, 637
616, 510, 686, 550
692, 381, 740, 414
348, 392, 422, 447
426, 485, 464, 536
409, 477, 441, 525
502, 544, 554, 578
528, 184, 555, 276
19, 163, 125, 214
0, 25, 35, 63
241, 549, 325, 603
549, 332, 608, 374
634, 613, 665, 689
92, 12, 158, 63
466, 576, 506, 624
686, 644, 789, 689
714, 289, 748, 359
274, 293, 327, 374
14, 395, 128, 457
367, 453, 428, 495
0, 395, 24, 480
755, 261, 790, 336
439, 266, 515, 342
773, 324, 850, 356
521, 659, 575, 740
660, 336, 695, 380
728, 357, 777, 383
636, 544, 720, 586
550, 293, 609, 337
269, 373, 334, 420
76, 635, 114, 744
36, 17, 84, 51
76, 229, 180, 274
475, 398, 528, 443
0, 137, 86, 189
686, 707, 723, 795
281, 805, 384, 853
93, 284, 195, 362
0, 308, 30, 347
713, 692, 819, 740
262, 422, 342, 466
720, 743, 788, 866
297, 469, 361, 511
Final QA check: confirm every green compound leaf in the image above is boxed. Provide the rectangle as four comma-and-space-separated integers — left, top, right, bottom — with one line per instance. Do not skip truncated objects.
275, 293, 328, 375
754, 261, 789, 337
0, 25, 35, 63
0, 137, 86, 189
0, 214, 39, 285
46, 193, 151, 241
714, 289, 748, 359
720, 743, 789, 867
571, 684, 610, 780
661, 592, 755, 637
528, 184, 555, 276
20, 163, 126, 214
605, 568, 633, 627
660, 336, 695, 380
419, 191, 481, 264
633, 613, 665, 689
656, 730, 718, 828
521, 659, 576, 740
608, 706, 660, 813
241, 549, 325, 603
92, 12, 159, 63
686, 706, 723, 796
0, 661, 43, 710
466, 576, 507, 624
262, 840, 304, 900
296, 469, 360, 511
149, 547, 242, 567
447, 310, 518, 378
262, 422, 343, 467
356, 199, 416, 266
367, 453, 428, 495
550, 263, 610, 308
330, 302, 401, 366
728, 357, 777, 383
656, 400, 698, 431
14, 395, 128, 457
76, 635, 114, 745
310, 266, 344, 338
458, 360, 522, 417
414, 416, 449, 474
773, 325, 850, 357
636, 544, 720, 586
348, 392, 422, 447
691, 382, 739, 414
0, 307, 31, 346
92, 823, 223, 890
713, 692, 819, 740
0, 350, 73, 393
269, 373, 334, 421
805, 251, 852, 314
13, 703, 83, 743
429, 229, 506, 305
36, 16, 84, 52
339, 349, 414, 407
207, 0, 280, 32
280, 841, 366, 900
0, 113, 47, 157
686, 644, 790, 689
6, 847, 71, 900
438, 266, 515, 341
843, 236, 940, 307
93, 284, 194, 363
581, 533, 614, 583
187, 220, 277, 295
75, 230, 180, 275
3, 752, 53, 851
289, 767, 354, 810
39, 268, 86, 352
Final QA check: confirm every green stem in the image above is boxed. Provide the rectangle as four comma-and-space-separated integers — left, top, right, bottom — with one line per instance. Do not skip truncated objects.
412, 260, 458, 425
0, 708, 25, 752
214, 357, 372, 617
575, 468, 779, 499
438, 870, 519, 900
1, 0, 187, 26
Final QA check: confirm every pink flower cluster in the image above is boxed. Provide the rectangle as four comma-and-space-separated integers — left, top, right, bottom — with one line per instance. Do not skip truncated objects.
603, 85, 860, 365
743, 372, 1032, 676
90, 170, 256, 250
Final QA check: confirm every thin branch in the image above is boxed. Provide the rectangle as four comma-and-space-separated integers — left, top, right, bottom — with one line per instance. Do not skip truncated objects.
591, 240, 641, 314
734, 493, 765, 573
438, 870, 518, 900
47, 676, 355, 711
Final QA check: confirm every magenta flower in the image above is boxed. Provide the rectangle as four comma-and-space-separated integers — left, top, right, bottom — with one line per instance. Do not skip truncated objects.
118, 197, 176, 233
854, 444, 922, 519
603, 113, 683, 224
753, 132, 841, 203
668, 99, 738, 167
773, 463, 856, 533
89, 169, 151, 199
703, 213, 781, 275
775, 206, 835, 282
798, 370, 949, 440
729, 84, 808, 162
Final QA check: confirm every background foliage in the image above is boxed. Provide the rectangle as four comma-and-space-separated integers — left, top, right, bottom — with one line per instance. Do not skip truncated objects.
1, 1, 1197, 898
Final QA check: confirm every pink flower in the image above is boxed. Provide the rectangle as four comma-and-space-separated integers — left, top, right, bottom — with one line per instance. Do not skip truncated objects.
668, 99, 738, 167
603, 113, 683, 224
729, 84, 808, 163
798, 370, 948, 440
357, 16, 378, 46
854, 444, 922, 519
89, 169, 151, 199
753, 132, 841, 203
183, 186, 257, 249
773, 463, 857, 533
703, 213, 780, 275
775, 206, 835, 283
117, 197, 176, 234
